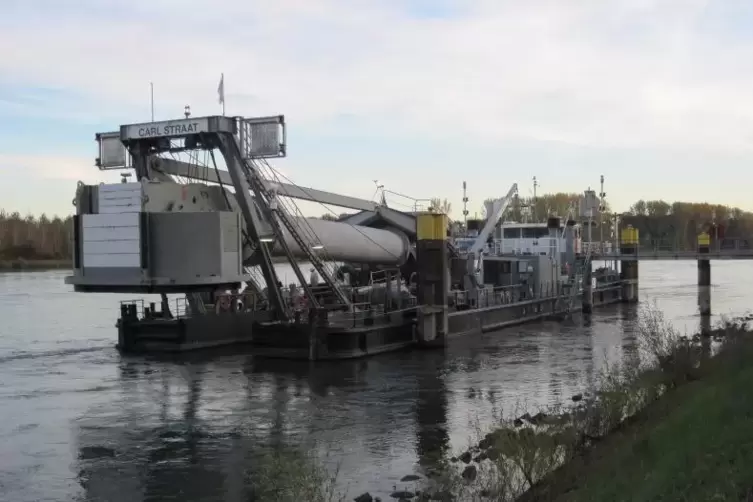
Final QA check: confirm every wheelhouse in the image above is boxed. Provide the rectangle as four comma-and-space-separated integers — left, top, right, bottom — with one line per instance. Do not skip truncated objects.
495, 222, 582, 256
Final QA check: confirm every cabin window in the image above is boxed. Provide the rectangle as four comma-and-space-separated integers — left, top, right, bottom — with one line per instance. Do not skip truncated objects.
503, 228, 521, 239
522, 227, 549, 239
482, 260, 512, 284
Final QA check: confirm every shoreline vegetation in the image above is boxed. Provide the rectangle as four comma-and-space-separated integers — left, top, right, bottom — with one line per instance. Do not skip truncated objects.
0, 211, 72, 272
2, 191, 752, 275
3, 193, 753, 269
424, 306, 753, 502
259, 305, 753, 502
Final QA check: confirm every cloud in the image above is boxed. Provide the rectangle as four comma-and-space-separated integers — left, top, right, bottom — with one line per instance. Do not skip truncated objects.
0, 153, 124, 216
0, 153, 111, 183
8, 0, 753, 216
4, 0, 753, 155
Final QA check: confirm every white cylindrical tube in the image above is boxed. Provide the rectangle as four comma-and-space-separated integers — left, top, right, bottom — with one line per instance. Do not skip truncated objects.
274, 217, 411, 265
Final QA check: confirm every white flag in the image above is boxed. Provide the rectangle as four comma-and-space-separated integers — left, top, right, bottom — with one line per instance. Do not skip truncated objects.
217, 73, 225, 105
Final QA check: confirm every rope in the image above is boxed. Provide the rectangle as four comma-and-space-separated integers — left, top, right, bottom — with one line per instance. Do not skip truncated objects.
258, 159, 403, 262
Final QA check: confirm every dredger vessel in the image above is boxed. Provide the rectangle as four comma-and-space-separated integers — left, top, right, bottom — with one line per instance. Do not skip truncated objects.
65, 113, 622, 359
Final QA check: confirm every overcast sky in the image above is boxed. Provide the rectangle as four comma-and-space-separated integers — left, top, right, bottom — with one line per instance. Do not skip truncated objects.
2, 0, 753, 217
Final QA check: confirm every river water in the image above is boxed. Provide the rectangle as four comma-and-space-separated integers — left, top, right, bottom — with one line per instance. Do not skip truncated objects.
1, 261, 751, 501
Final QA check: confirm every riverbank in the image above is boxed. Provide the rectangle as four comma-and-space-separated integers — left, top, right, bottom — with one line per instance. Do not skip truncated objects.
518, 330, 753, 502
0, 259, 70, 271
406, 307, 753, 502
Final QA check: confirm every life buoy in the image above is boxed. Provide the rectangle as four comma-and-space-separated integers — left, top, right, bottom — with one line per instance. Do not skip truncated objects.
409, 272, 418, 286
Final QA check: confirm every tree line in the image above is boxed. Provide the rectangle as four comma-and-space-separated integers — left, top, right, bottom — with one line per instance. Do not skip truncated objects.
621, 199, 753, 249
0, 211, 73, 261
5, 192, 752, 261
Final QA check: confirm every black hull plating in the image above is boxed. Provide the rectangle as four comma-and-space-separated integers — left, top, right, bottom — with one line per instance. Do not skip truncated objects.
117, 285, 623, 358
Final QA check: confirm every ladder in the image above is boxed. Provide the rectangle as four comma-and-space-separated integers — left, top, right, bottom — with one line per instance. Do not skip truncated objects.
240, 156, 351, 308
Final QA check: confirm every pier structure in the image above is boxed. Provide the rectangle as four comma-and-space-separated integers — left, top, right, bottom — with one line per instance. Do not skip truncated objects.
698, 232, 711, 335
415, 212, 449, 346
619, 226, 640, 303
589, 228, 753, 330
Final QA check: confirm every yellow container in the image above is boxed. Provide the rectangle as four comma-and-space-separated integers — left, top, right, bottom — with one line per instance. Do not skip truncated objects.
620, 226, 639, 245
417, 213, 448, 241
697, 232, 710, 247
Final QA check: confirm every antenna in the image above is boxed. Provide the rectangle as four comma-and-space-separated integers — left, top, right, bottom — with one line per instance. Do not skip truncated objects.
599, 174, 606, 253
462, 181, 469, 227
532, 176, 538, 222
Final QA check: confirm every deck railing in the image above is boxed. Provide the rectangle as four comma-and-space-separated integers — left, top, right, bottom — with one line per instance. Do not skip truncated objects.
119, 275, 623, 323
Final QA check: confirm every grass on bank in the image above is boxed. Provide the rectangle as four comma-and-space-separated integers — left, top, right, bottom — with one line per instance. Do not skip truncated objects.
246, 449, 344, 502
525, 332, 753, 502
417, 305, 753, 502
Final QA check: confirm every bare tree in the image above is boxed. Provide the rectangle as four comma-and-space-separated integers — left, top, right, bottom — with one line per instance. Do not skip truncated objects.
429, 198, 452, 214
0, 212, 73, 260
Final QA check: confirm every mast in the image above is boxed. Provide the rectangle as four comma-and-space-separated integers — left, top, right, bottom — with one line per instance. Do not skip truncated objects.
599, 174, 605, 254
532, 176, 538, 222
462, 181, 469, 229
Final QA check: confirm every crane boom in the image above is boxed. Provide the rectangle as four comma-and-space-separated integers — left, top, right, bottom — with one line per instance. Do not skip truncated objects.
469, 184, 518, 255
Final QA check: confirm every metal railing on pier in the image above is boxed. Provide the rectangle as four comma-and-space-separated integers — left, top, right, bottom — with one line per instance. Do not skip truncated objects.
487, 237, 753, 259
587, 238, 753, 260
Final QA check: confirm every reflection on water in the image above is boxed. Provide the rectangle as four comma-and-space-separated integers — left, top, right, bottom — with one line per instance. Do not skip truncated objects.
1, 261, 753, 500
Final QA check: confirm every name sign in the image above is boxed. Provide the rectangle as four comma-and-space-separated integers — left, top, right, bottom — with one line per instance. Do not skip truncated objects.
121, 117, 210, 140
